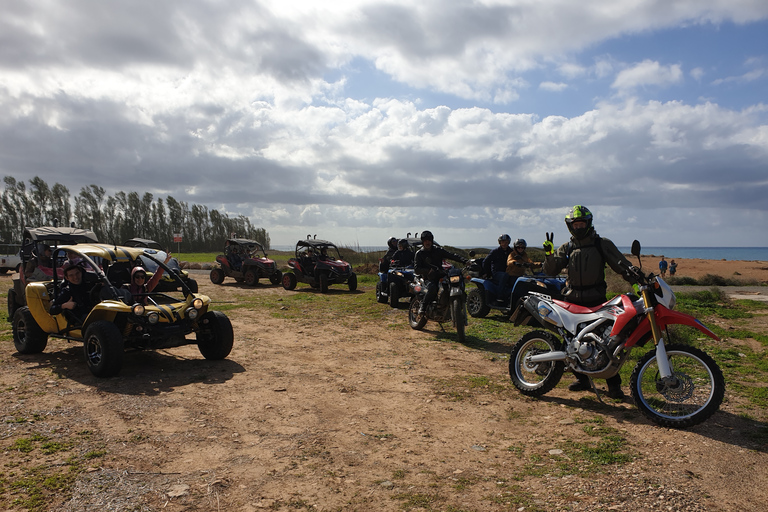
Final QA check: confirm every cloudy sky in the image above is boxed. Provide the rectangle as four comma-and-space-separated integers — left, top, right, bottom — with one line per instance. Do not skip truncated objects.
1, 0, 767, 248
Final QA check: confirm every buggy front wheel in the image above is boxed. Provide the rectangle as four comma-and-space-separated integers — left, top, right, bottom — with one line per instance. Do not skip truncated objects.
210, 268, 225, 285
347, 273, 358, 291
84, 321, 124, 378
282, 272, 297, 290
197, 311, 234, 360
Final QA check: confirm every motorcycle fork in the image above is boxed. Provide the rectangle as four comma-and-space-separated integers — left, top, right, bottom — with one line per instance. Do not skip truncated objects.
640, 287, 673, 380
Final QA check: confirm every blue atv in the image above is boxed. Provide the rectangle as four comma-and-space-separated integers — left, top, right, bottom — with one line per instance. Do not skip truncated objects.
467, 265, 565, 319
376, 237, 422, 308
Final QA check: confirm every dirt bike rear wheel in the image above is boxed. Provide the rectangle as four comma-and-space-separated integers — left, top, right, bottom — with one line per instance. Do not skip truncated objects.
630, 344, 725, 429
408, 298, 427, 330
509, 330, 564, 396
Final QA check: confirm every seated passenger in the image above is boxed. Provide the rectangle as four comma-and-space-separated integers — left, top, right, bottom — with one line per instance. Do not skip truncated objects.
318, 248, 330, 261
506, 238, 541, 284
391, 239, 414, 267
49, 260, 93, 324
24, 244, 53, 279
379, 237, 398, 273
124, 254, 172, 303
483, 234, 513, 289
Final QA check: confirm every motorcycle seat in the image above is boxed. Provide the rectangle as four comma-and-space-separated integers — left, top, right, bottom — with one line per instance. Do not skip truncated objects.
552, 300, 602, 314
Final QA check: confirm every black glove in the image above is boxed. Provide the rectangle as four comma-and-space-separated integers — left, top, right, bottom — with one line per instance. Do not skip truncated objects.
625, 265, 643, 282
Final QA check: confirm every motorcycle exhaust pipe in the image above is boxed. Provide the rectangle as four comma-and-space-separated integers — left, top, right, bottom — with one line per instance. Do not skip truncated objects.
528, 351, 567, 363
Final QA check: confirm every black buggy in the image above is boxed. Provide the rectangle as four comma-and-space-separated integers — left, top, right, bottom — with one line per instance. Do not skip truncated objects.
282, 238, 357, 293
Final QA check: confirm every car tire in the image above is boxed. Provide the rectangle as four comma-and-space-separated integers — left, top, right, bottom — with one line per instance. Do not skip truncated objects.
467, 287, 490, 318
389, 282, 400, 308
319, 272, 329, 293
269, 271, 282, 286
187, 279, 199, 293
282, 272, 297, 290
84, 321, 124, 378
347, 273, 357, 292
12, 307, 48, 354
210, 268, 225, 285
197, 311, 234, 360
244, 269, 258, 286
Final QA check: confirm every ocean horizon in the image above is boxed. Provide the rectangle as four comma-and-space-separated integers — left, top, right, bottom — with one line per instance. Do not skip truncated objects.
270, 245, 768, 261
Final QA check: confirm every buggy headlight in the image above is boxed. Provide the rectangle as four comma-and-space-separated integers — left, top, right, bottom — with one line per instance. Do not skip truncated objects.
192, 298, 203, 309
187, 307, 199, 320
148, 312, 160, 324
132, 304, 145, 316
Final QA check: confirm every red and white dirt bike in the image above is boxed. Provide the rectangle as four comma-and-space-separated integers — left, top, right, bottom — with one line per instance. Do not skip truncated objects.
508, 240, 725, 428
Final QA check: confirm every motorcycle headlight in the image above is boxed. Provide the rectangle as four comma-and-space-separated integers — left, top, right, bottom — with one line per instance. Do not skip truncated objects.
132, 304, 145, 316
192, 298, 203, 310
187, 307, 199, 320
148, 312, 160, 324
450, 275, 461, 284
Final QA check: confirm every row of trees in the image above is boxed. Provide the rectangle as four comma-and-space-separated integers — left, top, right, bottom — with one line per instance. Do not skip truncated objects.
1, 176, 270, 251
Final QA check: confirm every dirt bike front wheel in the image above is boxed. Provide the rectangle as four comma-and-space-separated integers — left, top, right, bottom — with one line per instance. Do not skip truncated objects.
408, 298, 427, 330
509, 330, 564, 396
630, 344, 725, 429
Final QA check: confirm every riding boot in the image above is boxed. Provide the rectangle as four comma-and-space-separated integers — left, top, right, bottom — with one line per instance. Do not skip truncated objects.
568, 372, 591, 392
606, 374, 625, 399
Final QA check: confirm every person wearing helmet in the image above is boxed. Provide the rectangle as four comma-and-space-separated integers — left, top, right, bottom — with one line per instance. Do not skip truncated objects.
542, 205, 635, 399
482, 234, 513, 288
379, 236, 399, 274
391, 239, 414, 267
414, 231, 469, 315
49, 259, 93, 324
506, 238, 541, 280
124, 253, 173, 303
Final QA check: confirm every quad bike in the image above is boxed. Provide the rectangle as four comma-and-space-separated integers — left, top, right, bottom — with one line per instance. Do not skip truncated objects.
467, 262, 565, 321
508, 240, 725, 428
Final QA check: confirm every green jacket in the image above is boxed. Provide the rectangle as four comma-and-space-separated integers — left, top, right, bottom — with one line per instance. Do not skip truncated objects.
542, 231, 632, 307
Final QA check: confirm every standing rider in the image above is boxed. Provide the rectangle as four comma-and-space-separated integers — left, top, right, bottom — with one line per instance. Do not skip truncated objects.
542, 205, 635, 399
414, 231, 469, 316
483, 234, 513, 289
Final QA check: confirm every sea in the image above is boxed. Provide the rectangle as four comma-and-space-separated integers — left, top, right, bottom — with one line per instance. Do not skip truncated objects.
271, 245, 768, 261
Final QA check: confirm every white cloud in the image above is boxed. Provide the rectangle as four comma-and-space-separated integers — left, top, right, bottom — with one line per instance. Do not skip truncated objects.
539, 81, 568, 92
612, 60, 684, 92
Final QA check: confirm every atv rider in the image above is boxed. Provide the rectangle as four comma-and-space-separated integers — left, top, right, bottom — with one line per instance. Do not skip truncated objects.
414, 231, 469, 315
542, 205, 635, 399
379, 237, 399, 273
506, 238, 541, 284
482, 234, 513, 290
391, 239, 414, 267
49, 260, 94, 325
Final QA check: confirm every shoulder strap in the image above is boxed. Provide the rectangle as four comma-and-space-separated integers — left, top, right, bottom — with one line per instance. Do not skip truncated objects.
565, 236, 606, 265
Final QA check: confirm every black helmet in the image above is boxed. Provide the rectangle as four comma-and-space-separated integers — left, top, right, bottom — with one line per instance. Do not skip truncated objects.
387, 237, 398, 249
513, 238, 527, 250
397, 239, 409, 249
420, 230, 434, 242
498, 234, 511, 243
565, 205, 593, 239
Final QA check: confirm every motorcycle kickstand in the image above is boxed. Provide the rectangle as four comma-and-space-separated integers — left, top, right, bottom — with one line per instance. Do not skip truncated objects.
588, 377, 607, 405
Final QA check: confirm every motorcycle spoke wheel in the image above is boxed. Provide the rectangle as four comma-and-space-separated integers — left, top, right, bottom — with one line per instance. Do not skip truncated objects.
630, 344, 725, 429
509, 330, 564, 397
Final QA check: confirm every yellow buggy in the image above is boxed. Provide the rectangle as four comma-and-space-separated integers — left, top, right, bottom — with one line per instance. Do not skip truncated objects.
11, 244, 233, 378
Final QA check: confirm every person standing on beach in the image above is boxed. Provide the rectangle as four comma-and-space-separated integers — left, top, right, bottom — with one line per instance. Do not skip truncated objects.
659, 256, 668, 278
669, 259, 677, 276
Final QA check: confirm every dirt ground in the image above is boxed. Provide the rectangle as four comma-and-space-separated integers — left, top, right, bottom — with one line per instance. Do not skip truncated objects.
1, 259, 768, 511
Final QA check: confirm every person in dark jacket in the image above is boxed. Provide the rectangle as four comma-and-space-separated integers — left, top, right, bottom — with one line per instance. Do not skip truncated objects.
542, 205, 635, 399
49, 260, 93, 324
414, 231, 468, 315
482, 234, 513, 289
391, 239, 414, 267
379, 237, 399, 273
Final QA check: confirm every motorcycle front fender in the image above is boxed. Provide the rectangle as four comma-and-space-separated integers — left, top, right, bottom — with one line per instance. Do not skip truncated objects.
449, 285, 463, 297
624, 306, 720, 349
